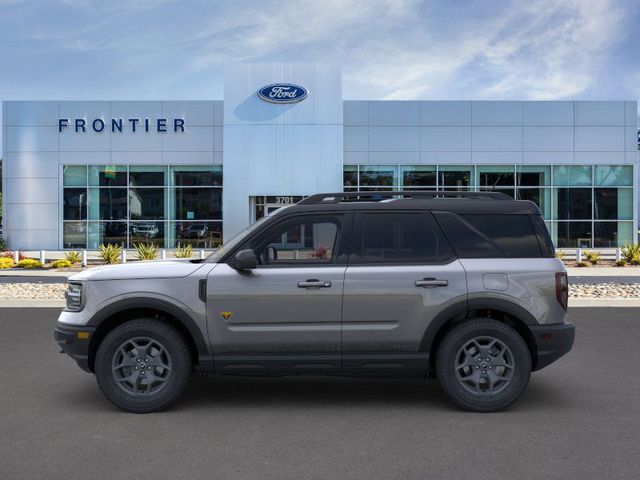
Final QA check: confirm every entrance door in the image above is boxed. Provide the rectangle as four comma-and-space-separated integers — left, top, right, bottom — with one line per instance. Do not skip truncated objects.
252, 195, 304, 223
207, 212, 349, 374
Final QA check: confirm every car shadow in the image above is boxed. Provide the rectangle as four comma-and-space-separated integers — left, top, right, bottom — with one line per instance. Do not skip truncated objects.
55, 373, 574, 414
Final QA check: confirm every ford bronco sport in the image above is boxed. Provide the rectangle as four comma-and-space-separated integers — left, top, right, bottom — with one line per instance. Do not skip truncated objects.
55, 191, 574, 413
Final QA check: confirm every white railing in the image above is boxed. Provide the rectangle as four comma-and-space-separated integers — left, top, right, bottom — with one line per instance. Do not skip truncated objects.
555, 248, 622, 262
4, 249, 214, 266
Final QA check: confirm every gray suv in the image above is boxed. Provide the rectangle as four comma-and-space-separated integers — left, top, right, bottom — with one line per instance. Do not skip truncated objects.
55, 191, 574, 413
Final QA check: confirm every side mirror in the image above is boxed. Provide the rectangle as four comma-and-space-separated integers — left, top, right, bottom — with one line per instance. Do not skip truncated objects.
231, 249, 258, 270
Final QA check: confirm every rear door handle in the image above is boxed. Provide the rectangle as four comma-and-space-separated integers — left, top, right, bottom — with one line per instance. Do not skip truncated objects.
415, 278, 448, 288
297, 279, 332, 289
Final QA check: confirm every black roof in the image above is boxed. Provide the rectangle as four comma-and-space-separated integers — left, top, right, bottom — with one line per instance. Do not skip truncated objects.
282, 191, 541, 215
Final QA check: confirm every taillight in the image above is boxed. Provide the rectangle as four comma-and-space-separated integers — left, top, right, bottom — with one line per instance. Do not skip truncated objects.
555, 272, 568, 311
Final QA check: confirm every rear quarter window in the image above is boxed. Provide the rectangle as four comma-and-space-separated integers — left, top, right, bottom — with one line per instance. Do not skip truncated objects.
434, 212, 545, 258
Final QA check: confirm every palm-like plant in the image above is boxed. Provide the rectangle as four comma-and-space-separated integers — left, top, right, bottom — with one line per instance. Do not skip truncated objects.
98, 244, 121, 264
173, 243, 194, 259
135, 243, 159, 261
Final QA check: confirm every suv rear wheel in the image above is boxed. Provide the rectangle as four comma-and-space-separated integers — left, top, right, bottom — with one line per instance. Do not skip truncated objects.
435, 318, 531, 412
95, 319, 192, 413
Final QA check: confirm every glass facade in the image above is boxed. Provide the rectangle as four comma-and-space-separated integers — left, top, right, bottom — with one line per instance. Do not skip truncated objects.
343, 164, 634, 248
62, 165, 222, 249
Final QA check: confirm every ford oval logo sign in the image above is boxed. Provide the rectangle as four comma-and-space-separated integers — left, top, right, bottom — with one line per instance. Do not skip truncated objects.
258, 83, 308, 104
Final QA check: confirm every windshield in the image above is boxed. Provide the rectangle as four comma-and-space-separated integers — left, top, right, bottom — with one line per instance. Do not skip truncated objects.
205, 207, 290, 263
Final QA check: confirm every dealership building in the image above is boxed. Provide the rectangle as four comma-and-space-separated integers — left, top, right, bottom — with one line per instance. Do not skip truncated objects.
1, 63, 638, 250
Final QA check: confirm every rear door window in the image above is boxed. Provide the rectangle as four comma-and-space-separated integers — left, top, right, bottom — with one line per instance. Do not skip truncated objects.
352, 212, 455, 264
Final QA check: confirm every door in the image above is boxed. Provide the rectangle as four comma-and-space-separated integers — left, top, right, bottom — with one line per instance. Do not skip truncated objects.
342, 212, 467, 374
207, 213, 349, 373
252, 195, 304, 223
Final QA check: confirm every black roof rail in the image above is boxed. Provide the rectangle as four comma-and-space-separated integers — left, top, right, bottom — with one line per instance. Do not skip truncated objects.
298, 190, 513, 205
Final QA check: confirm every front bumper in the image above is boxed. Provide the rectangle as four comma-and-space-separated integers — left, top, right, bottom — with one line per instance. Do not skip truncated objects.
530, 322, 575, 371
54, 323, 97, 373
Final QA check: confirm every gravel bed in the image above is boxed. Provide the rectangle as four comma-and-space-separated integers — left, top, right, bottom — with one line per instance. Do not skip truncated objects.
569, 283, 640, 298
1, 281, 639, 300
0, 282, 68, 299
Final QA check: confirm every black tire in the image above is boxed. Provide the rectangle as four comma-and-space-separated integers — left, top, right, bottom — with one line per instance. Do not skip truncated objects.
95, 319, 192, 413
435, 318, 531, 412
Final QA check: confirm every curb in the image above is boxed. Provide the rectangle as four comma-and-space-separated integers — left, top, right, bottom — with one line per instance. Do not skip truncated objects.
569, 298, 640, 307
0, 299, 65, 308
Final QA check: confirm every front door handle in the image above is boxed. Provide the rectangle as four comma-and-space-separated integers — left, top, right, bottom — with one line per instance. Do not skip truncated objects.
297, 279, 332, 289
415, 278, 448, 288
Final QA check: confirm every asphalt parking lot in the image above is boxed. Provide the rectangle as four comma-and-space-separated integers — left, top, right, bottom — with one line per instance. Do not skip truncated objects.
1, 308, 639, 480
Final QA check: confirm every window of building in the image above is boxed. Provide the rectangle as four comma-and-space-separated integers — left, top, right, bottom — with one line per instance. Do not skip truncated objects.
516, 188, 551, 218
517, 165, 550, 186
552, 165, 592, 186
359, 166, 397, 189
62, 165, 222, 249
63, 188, 87, 220
343, 163, 634, 247
556, 222, 593, 248
63, 166, 87, 187
343, 165, 358, 190
594, 165, 633, 186
477, 166, 515, 188
354, 213, 454, 264
595, 188, 633, 221
401, 166, 436, 189
438, 166, 471, 190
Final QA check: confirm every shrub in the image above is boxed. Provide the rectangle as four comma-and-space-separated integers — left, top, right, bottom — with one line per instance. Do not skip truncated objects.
135, 243, 158, 261
583, 250, 601, 265
65, 251, 82, 265
1, 251, 27, 261
555, 250, 566, 261
311, 245, 330, 259
631, 259, 640, 266
174, 243, 193, 259
616, 259, 627, 267
99, 244, 121, 264
17, 258, 43, 269
576, 261, 590, 268
621, 243, 640, 264
51, 259, 72, 268
0, 257, 15, 269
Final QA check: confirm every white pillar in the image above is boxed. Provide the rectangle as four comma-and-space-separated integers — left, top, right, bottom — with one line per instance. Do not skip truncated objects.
121, 249, 127, 264
81, 250, 87, 267
576, 248, 582, 262
13, 250, 19, 263
616, 248, 622, 261
39, 250, 45, 264
199, 249, 205, 260
160, 249, 166, 260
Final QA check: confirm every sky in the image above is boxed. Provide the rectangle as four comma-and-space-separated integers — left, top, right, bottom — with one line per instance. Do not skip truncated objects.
1, 0, 640, 146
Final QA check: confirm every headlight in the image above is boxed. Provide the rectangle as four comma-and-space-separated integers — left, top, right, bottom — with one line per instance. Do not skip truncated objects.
65, 282, 83, 311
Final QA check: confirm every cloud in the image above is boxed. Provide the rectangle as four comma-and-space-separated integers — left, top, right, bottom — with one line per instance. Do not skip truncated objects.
0, 0, 637, 101
345, 0, 628, 100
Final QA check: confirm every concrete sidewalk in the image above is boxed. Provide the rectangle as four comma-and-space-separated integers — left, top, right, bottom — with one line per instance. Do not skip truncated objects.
565, 266, 640, 276
0, 269, 75, 277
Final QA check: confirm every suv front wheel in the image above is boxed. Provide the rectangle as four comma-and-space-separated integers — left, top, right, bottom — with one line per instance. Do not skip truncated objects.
435, 318, 531, 412
95, 319, 192, 413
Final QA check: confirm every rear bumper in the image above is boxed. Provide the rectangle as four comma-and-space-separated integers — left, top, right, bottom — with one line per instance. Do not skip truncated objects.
54, 323, 96, 373
530, 322, 575, 371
